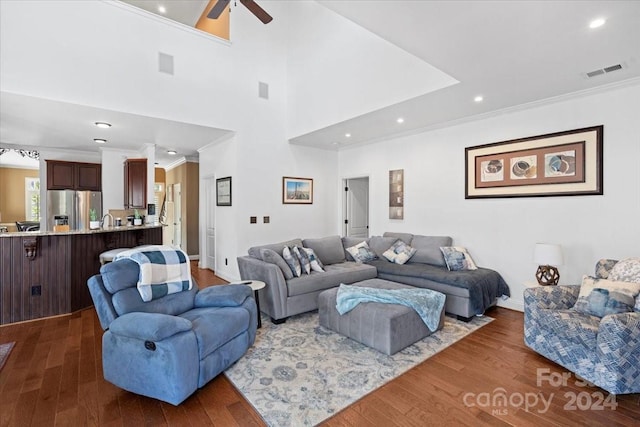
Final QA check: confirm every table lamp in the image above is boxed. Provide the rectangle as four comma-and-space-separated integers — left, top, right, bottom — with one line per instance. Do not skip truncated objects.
534, 243, 563, 286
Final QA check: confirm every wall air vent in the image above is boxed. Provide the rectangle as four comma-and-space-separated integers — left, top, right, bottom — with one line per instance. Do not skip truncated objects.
585, 63, 623, 78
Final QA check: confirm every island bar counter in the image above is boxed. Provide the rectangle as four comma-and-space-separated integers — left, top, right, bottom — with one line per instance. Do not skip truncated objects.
0, 225, 162, 325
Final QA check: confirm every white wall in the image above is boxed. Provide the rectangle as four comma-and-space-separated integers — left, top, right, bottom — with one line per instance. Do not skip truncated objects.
285, 1, 457, 139
338, 81, 640, 311
198, 2, 341, 280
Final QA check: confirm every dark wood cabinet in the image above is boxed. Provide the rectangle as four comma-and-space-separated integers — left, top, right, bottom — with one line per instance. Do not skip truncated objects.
124, 158, 147, 209
76, 162, 102, 191
46, 160, 101, 191
47, 161, 75, 190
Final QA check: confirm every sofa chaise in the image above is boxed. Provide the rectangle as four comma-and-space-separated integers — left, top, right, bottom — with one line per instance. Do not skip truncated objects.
237, 233, 509, 323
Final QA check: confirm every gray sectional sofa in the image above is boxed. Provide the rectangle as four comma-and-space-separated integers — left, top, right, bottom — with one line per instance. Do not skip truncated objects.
237, 232, 510, 324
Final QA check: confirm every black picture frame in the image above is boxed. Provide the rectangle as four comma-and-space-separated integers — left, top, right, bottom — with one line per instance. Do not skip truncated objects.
216, 176, 232, 206
465, 125, 603, 199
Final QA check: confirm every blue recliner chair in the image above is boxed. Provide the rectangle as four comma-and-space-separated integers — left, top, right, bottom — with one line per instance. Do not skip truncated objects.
87, 258, 257, 405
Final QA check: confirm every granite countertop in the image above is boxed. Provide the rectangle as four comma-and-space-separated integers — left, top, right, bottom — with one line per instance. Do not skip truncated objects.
0, 223, 164, 237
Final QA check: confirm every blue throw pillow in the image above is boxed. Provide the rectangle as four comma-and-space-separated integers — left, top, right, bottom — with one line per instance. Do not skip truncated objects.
383, 240, 416, 265
440, 246, 478, 271
346, 241, 378, 263
574, 275, 640, 317
293, 245, 311, 275
282, 246, 302, 277
303, 247, 325, 272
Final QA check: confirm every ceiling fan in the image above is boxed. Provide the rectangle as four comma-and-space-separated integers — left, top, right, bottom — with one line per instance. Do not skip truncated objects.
207, 0, 273, 24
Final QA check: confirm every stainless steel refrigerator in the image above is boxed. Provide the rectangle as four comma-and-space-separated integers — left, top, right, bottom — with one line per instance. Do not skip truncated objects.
47, 190, 102, 231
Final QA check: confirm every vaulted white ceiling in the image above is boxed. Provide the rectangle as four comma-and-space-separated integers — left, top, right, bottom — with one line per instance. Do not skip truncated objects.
1, 0, 639, 165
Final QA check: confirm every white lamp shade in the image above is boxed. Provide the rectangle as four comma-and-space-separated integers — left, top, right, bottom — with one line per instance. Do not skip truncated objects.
534, 243, 563, 266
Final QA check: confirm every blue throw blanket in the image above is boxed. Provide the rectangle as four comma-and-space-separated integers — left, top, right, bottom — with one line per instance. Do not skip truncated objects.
114, 245, 192, 302
336, 284, 445, 332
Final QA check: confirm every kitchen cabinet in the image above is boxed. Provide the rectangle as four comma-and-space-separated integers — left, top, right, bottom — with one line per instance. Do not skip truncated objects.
46, 160, 101, 191
124, 158, 147, 209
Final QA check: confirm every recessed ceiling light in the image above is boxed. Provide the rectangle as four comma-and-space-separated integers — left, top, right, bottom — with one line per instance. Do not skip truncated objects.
345, 133, 351, 138
474, 95, 484, 103
94, 138, 107, 144
158, 5, 167, 14
167, 150, 177, 155
396, 118, 404, 124
94, 122, 111, 129
589, 18, 606, 29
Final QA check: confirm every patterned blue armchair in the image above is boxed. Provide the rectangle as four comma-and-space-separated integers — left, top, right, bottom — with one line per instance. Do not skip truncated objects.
524, 259, 640, 395
87, 258, 258, 405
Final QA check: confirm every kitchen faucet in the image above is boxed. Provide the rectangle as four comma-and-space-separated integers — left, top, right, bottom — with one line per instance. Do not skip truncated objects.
101, 213, 114, 228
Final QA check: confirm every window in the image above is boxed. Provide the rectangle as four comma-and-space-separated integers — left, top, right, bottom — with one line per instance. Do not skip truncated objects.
25, 177, 40, 221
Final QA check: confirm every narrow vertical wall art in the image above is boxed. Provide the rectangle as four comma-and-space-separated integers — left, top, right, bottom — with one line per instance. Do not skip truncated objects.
389, 169, 404, 219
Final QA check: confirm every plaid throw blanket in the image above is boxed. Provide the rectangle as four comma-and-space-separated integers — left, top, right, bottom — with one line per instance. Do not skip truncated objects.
114, 245, 192, 302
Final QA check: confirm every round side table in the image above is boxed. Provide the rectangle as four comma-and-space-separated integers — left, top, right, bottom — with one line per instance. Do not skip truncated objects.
233, 280, 266, 328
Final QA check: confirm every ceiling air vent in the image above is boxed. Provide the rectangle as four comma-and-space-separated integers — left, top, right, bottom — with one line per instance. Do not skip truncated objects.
585, 63, 623, 78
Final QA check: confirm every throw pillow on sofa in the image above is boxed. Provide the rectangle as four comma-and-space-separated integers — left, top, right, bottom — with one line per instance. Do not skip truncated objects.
293, 246, 311, 275
282, 246, 302, 277
260, 248, 294, 280
608, 257, 640, 283
383, 239, 417, 265
303, 247, 325, 272
440, 247, 478, 271
573, 275, 640, 317
346, 241, 378, 263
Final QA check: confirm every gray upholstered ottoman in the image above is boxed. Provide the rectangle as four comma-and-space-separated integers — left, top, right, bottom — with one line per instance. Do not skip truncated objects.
318, 278, 445, 355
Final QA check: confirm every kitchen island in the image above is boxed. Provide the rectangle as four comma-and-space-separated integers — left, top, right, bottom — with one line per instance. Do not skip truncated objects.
0, 224, 163, 325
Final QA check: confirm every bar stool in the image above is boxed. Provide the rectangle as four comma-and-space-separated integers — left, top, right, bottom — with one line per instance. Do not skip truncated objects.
99, 248, 129, 265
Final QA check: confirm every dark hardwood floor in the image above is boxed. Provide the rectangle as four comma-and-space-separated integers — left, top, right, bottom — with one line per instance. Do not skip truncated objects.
1, 262, 638, 426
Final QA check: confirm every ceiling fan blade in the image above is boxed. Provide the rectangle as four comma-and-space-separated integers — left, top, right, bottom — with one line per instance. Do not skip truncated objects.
207, 0, 230, 19
240, 0, 273, 24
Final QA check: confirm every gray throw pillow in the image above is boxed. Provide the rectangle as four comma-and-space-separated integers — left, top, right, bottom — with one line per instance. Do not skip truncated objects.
260, 248, 293, 280
383, 231, 413, 245
368, 236, 397, 258
248, 238, 303, 259
409, 236, 453, 266
302, 236, 346, 265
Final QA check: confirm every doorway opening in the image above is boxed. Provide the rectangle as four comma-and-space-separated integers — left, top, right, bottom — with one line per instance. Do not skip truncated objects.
343, 177, 370, 238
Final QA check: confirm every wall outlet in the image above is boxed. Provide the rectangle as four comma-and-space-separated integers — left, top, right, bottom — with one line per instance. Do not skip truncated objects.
263, 216, 270, 224
250, 216, 257, 224
31, 285, 42, 296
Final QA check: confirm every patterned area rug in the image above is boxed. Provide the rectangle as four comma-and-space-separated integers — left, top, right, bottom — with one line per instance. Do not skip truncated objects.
0, 342, 15, 372
225, 311, 492, 426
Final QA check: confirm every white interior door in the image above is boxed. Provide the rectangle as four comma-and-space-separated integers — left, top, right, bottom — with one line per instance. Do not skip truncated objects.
345, 177, 369, 238
173, 183, 182, 248
205, 178, 216, 271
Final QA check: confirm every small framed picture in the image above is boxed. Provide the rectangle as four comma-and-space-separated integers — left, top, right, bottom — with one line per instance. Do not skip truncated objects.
216, 177, 232, 206
283, 177, 313, 204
